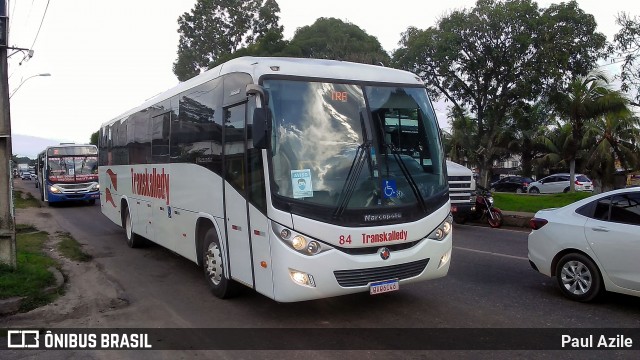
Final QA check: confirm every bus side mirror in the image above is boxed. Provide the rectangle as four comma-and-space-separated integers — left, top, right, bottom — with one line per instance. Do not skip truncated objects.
252, 108, 270, 149
246, 84, 270, 150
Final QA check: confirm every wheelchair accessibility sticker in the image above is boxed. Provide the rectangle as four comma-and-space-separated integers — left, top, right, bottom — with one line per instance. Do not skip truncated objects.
291, 169, 313, 199
383, 179, 398, 198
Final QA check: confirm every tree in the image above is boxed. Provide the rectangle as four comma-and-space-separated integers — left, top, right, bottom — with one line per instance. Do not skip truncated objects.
583, 113, 640, 190
551, 71, 630, 191
505, 101, 553, 177
90, 131, 99, 146
392, 0, 607, 186
612, 12, 640, 107
173, 0, 283, 81
536, 121, 574, 176
444, 108, 478, 165
288, 18, 390, 65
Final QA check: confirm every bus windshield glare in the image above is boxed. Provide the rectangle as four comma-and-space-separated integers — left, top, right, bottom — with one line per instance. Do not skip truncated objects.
265, 80, 446, 212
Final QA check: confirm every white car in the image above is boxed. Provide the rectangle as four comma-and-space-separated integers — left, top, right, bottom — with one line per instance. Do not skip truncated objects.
528, 187, 640, 302
527, 173, 593, 194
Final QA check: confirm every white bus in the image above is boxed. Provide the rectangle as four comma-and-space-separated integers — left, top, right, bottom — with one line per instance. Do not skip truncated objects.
36, 144, 100, 205
98, 57, 452, 302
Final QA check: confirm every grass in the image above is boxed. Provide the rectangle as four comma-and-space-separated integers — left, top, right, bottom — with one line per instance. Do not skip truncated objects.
493, 191, 594, 213
56, 231, 92, 262
13, 190, 41, 209
0, 229, 60, 311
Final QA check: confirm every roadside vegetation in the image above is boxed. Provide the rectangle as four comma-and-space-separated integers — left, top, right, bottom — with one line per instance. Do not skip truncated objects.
0, 225, 60, 312
493, 192, 593, 213
56, 231, 92, 262
13, 190, 40, 209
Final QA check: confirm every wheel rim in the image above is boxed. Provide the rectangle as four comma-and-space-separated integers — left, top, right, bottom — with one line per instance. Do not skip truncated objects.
125, 210, 133, 240
516, 188, 522, 193
205, 242, 223, 286
560, 260, 592, 295
488, 210, 502, 227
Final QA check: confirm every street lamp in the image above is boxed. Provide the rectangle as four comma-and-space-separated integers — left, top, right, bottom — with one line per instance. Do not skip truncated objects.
9, 73, 51, 99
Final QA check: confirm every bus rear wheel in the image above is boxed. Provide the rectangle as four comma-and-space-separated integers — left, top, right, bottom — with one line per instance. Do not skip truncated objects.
202, 228, 238, 299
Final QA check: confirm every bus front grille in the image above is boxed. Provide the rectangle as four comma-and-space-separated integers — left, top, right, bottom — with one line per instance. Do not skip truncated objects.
333, 259, 429, 287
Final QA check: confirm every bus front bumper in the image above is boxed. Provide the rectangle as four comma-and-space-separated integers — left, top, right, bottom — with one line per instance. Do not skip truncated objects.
48, 191, 100, 203
267, 232, 452, 302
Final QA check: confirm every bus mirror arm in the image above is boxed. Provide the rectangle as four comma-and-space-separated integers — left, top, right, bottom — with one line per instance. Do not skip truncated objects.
246, 84, 269, 106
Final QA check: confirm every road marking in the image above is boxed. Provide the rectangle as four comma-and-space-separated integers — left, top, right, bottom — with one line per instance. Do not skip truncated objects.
454, 246, 529, 261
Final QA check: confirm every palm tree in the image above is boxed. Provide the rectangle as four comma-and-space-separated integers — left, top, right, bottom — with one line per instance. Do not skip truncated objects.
536, 122, 573, 175
505, 101, 553, 177
552, 71, 630, 191
584, 113, 640, 190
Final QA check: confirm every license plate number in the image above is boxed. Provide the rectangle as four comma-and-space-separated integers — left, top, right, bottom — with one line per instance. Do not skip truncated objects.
369, 279, 399, 295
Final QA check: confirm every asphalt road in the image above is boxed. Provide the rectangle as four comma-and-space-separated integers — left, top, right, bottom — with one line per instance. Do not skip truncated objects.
4, 179, 640, 359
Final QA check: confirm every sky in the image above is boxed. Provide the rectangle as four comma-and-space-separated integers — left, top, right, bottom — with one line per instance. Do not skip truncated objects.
7, 0, 630, 158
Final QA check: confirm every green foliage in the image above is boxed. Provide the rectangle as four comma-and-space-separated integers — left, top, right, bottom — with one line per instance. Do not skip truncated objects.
612, 12, 640, 106
493, 191, 593, 213
288, 17, 390, 65
90, 131, 99, 146
56, 232, 92, 262
392, 0, 607, 184
0, 231, 58, 310
505, 101, 554, 177
551, 71, 630, 190
13, 190, 41, 209
173, 0, 283, 81
583, 113, 640, 190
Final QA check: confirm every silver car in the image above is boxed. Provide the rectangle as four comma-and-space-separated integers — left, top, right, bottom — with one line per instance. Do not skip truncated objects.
527, 173, 593, 194
528, 187, 640, 301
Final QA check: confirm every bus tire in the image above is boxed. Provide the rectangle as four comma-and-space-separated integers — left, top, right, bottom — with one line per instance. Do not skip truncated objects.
88, 199, 96, 205
202, 228, 238, 299
123, 205, 144, 248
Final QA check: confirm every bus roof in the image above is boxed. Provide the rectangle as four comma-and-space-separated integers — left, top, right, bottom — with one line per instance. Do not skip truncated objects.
102, 57, 424, 128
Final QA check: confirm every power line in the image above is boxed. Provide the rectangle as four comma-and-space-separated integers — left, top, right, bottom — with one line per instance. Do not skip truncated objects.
28, 0, 50, 50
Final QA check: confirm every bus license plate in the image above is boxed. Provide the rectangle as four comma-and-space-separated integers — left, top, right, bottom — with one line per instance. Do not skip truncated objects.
370, 279, 399, 295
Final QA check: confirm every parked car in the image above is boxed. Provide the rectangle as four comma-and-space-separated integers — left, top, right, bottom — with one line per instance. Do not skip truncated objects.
527, 173, 593, 194
490, 176, 533, 193
528, 187, 640, 302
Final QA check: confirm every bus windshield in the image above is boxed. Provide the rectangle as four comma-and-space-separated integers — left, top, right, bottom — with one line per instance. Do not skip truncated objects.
48, 155, 98, 182
265, 79, 446, 214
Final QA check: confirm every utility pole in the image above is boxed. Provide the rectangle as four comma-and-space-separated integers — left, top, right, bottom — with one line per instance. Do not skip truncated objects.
0, 0, 16, 268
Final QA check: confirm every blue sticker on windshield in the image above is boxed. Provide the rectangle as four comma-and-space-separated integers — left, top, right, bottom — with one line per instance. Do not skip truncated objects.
291, 169, 313, 199
382, 179, 397, 198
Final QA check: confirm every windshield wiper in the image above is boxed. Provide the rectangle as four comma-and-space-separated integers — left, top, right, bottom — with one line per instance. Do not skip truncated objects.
333, 141, 372, 219
385, 143, 426, 212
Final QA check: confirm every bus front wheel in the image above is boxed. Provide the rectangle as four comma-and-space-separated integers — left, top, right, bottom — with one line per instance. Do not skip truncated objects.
202, 228, 238, 299
123, 206, 144, 248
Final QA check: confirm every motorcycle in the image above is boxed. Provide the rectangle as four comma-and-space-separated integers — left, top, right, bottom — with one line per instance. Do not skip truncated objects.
453, 186, 503, 228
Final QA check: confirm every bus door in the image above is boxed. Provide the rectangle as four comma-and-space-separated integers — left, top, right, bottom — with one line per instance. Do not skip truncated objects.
223, 103, 254, 287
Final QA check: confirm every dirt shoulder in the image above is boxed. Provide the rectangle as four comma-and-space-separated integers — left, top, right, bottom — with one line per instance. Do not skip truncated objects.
3, 180, 128, 327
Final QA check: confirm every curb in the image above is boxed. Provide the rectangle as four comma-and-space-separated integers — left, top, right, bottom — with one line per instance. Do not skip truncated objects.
463, 211, 533, 228
0, 267, 65, 316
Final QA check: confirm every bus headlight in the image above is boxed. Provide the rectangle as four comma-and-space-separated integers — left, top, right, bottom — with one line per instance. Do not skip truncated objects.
50, 185, 62, 194
288, 268, 316, 287
91, 183, 100, 191
272, 221, 333, 256
291, 235, 307, 250
428, 214, 453, 241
